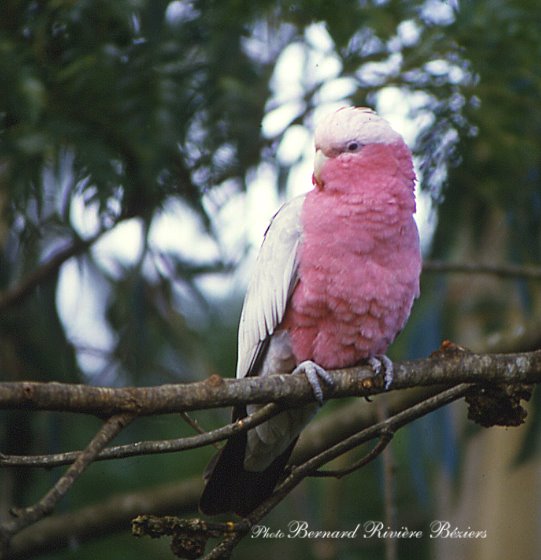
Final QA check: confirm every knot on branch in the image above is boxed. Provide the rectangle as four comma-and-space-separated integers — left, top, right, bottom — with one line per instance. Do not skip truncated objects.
132, 514, 248, 559
465, 383, 534, 427
430, 339, 472, 360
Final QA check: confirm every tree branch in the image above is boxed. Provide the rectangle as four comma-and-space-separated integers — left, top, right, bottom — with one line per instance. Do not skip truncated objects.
1, 347, 539, 559
0, 404, 282, 469
0, 388, 445, 559
423, 260, 541, 280
0, 413, 134, 556
308, 429, 394, 478
0, 231, 103, 313
4, 478, 202, 560
198, 384, 473, 559
1, 349, 540, 417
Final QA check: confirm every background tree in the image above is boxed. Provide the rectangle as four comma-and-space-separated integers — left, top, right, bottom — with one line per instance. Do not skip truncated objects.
1, 0, 540, 559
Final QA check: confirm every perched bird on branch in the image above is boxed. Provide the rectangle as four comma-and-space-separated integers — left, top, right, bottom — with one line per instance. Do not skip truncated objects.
199, 107, 422, 516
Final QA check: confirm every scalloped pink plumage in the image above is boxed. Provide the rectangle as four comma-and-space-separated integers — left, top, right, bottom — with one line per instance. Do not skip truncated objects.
199, 107, 422, 517
284, 138, 420, 366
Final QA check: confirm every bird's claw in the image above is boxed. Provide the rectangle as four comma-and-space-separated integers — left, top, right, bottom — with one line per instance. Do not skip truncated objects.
292, 360, 334, 405
368, 355, 394, 390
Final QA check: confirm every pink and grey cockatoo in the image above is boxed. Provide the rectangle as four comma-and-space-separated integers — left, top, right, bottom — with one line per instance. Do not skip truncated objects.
199, 107, 421, 516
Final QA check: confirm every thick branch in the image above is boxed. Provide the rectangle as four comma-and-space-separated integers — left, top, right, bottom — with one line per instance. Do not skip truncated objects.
1, 350, 540, 417
1, 371, 531, 560
0, 389, 444, 558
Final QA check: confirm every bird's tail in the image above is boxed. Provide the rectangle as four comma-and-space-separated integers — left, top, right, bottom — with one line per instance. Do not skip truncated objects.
199, 424, 296, 517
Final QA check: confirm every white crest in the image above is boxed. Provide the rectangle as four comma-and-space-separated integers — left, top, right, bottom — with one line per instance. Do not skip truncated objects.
314, 106, 403, 151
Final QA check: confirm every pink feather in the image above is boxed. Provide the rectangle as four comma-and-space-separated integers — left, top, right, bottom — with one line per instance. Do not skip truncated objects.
199, 107, 422, 517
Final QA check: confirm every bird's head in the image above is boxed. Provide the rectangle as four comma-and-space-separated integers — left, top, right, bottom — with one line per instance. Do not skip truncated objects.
312, 106, 407, 190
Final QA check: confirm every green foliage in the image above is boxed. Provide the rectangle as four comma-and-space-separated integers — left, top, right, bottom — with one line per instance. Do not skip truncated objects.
424, 0, 541, 260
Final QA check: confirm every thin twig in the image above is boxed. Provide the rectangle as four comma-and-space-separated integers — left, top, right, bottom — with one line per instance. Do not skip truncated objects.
0, 231, 102, 313
377, 399, 397, 560
308, 430, 393, 478
294, 385, 471, 482
1, 378, 530, 560
202, 384, 472, 559
423, 260, 541, 280
0, 404, 282, 469
0, 413, 134, 554
179, 411, 209, 436
0, 388, 449, 559
132, 515, 249, 559
179, 412, 222, 451
6, 477, 203, 560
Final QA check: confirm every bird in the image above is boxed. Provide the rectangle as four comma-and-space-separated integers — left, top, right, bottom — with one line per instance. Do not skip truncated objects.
199, 106, 422, 517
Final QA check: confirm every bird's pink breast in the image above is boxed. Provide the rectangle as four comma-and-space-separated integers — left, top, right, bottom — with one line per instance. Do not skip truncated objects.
281, 142, 421, 369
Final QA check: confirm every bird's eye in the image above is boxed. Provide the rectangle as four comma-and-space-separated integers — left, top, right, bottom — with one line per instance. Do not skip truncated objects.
346, 141, 361, 152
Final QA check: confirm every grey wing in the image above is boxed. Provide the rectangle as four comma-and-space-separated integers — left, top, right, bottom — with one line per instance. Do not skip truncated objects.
236, 194, 305, 379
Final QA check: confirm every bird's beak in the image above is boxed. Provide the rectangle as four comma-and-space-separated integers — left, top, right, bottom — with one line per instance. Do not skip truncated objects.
312, 149, 329, 189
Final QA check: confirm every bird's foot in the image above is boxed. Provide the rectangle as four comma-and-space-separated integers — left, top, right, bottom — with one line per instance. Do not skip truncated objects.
368, 355, 394, 390
292, 360, 334, 405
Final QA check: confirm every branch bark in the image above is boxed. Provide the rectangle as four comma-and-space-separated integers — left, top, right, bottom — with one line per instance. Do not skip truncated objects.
0, 404, 282, 469
0, 347, 540, 559
0, 388, 448, 559
4, 478, 202, 560
1, 349, 540, 416
197, 384, 473, 559
0, 413, 134, 555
